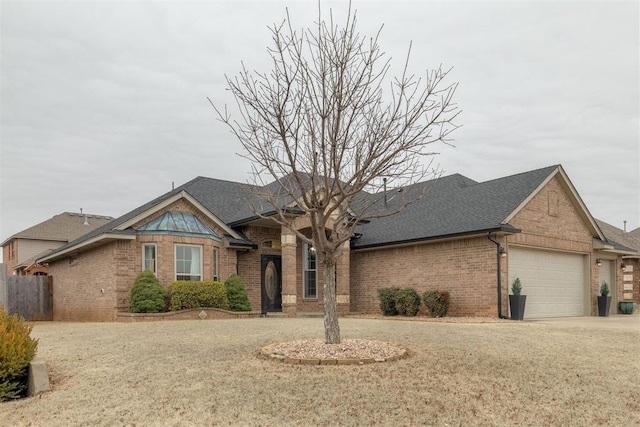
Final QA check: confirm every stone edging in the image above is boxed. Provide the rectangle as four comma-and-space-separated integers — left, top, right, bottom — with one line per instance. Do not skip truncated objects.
116, 308, 262, 322
259, 343, 408, 365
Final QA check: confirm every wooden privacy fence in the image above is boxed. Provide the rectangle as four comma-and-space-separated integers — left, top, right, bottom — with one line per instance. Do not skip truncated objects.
0, 266, 53, 321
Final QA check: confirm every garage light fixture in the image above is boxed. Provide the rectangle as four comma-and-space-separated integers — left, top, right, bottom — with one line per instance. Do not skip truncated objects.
621, 262, 627, 270
498, 247, 507, 259
595, 258, 602, 267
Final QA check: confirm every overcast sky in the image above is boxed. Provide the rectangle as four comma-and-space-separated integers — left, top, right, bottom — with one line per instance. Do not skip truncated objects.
1, 0, 639, 248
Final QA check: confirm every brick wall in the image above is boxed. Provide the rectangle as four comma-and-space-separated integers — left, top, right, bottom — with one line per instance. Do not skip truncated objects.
2, 240, 18, 274
49, 241, 120, 321
48, 198, 245, 320
351, 237, 497, 316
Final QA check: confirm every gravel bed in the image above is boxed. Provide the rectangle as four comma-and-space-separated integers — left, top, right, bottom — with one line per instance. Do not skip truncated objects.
263, 338, 405, 361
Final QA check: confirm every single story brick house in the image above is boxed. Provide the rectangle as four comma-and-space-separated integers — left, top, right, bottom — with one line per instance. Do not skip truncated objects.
37, 165, 638, 321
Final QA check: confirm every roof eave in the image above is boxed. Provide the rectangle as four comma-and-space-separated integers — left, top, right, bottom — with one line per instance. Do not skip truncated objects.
228, 207, 306, 228
38, 233, 136, 263
352, 225, 521, 251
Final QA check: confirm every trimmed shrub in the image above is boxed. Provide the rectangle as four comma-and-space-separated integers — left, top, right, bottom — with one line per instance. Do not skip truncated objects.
599, 281, 609, 297
129, 270, 167, 313
395, 289, 421, 316
511, 277, 523, 295
422, 290, 450, 318
0, 306, 38, 401
224, 274, 251, 312
168, 281, 229, 311
378, 288, 400, 316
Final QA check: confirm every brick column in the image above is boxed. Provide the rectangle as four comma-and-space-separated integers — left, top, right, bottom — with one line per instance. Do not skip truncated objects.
281, 229, 297, 317
336, 241, 350, 315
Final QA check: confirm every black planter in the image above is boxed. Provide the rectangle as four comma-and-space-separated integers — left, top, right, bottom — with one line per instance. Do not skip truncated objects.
597, 296, 611, 317
509, 295, 527, 320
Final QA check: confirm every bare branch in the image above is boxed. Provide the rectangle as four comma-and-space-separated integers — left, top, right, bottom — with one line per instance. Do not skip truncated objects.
211, 3, 459, 343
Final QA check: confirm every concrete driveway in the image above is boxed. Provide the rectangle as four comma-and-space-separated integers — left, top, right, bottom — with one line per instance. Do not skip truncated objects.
528, 313, 640, 332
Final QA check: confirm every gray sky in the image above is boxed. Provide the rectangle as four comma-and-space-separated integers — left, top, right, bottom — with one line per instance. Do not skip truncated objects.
1, 0, 639, 247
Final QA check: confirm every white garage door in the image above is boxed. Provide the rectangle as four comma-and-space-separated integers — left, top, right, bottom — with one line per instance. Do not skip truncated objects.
508, 247, 587, 318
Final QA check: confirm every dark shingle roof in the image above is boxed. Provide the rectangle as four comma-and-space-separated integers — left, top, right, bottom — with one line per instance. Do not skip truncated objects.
352, 165, 559, 248
38, 177, 258, 260
41, 165, 571, 259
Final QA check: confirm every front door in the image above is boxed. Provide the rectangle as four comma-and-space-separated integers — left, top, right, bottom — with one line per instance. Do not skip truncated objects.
261, 255, 282, 314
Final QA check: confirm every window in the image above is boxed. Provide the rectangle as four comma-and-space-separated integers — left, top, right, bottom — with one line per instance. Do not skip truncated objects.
303, 243, 317, 298
143, 244, 157, 274
175, 244, 202, 281
213, 247, 219, 282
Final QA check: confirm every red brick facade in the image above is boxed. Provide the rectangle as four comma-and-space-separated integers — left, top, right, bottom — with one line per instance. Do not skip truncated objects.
43, 174, 638, 321
350, 175, 634, 317
350, 237, 497, 316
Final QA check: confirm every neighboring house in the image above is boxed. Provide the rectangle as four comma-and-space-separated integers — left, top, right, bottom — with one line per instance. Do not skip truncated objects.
36, 165, 638, 321
594, 219, 640, 306
1, 212, 114, 276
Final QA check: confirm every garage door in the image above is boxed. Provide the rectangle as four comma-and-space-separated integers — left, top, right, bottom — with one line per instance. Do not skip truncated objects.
508, 247, 587, 318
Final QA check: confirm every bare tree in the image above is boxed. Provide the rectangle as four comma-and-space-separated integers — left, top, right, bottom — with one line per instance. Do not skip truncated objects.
212, 4, 459, 344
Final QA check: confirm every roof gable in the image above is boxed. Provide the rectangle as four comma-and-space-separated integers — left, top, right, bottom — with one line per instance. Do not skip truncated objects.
503, 166, 603, 239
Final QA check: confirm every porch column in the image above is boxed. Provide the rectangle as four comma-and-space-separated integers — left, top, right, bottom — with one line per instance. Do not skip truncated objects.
336, 241, 350, 315
281, 229, 297, 317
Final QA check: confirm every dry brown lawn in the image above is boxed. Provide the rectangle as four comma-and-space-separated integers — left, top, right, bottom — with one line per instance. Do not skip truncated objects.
2, 316, 639, 426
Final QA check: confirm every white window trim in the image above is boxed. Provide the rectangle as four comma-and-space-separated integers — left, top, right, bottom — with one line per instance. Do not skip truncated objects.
174, 244, 203, 281
142, 243, 157, 275
213, 247, 219, 282
303, 243, 317, 299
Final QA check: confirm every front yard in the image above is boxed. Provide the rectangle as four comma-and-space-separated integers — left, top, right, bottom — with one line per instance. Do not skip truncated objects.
2, 316, 639, 426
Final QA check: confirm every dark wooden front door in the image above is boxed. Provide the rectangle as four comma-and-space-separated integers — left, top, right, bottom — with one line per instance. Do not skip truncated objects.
261, 255, 282, 314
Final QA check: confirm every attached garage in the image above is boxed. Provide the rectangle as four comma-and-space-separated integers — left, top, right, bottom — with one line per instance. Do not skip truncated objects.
508, 247, 589, 318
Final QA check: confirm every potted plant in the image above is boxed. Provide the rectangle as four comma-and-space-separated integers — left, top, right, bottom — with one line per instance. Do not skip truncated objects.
509, 277, 526, 320
597, 281, 611, 317
619, 301, 636, 315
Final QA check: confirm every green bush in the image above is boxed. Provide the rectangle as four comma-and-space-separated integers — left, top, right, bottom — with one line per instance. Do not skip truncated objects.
224, 274, 251, 311
168, 281, 229, 311
0, 306, 38, 401
129, 270, 167, 313
395, 289, 421, 316
422, 290, 450, 318
378, 288, 400, 316
511, 277, 522, 295
600, 281, 610, 297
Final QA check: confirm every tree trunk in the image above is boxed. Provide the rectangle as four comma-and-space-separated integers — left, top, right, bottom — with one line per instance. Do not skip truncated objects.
322, 255, 341, 344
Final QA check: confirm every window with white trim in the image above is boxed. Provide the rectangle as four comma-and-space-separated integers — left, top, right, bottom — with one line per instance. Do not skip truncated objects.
303, 243, 317, 298
175, 244, 202, 281
142, 244, 157, 274
213, 247, 219, 282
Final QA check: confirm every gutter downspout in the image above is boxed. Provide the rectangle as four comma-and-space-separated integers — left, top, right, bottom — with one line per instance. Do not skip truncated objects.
488, 232, 509, 319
